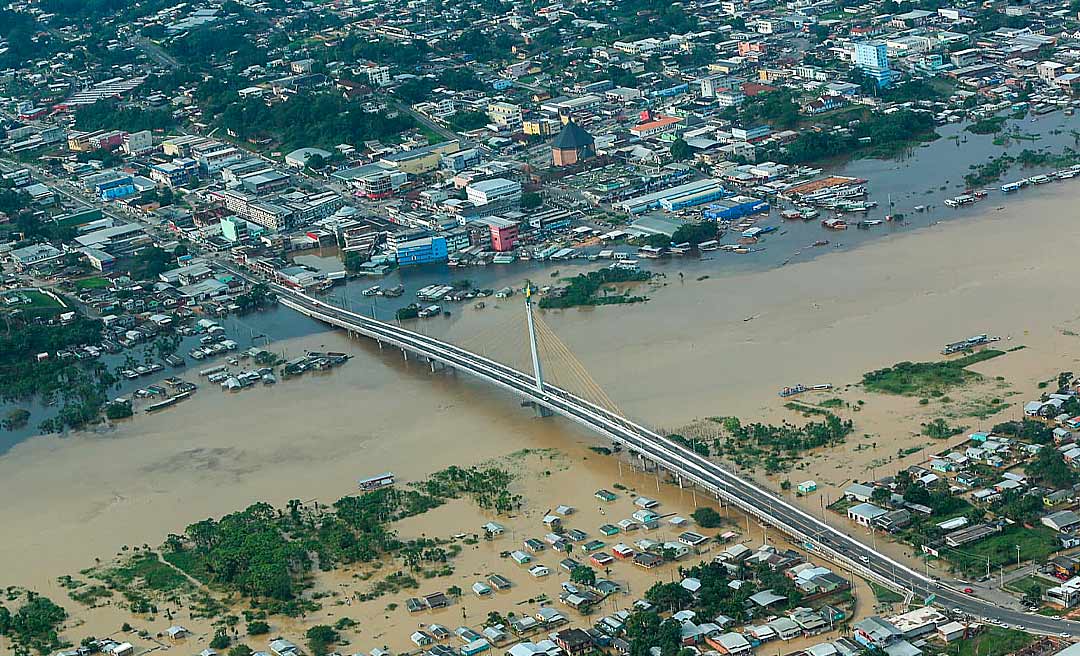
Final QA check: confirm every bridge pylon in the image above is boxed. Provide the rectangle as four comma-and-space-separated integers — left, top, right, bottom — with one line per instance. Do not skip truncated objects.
525, 286, 553, 418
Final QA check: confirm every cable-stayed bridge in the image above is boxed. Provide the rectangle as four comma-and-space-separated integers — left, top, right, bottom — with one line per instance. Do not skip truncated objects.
277, 284, 1079, 637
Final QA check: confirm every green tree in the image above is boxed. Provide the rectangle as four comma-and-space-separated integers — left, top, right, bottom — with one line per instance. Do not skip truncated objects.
521, 191, 542, 209
1028, 446, 1078, 488
691, 507, 724, 528
306, 625, 339, 656
247, 620, 270, 635
447, 111, 490, 132
670, 137, 692, 161
570, 565, 597, 586
210, 628, 232, 649
871, 486, 891, 505
644, 582, 693, 612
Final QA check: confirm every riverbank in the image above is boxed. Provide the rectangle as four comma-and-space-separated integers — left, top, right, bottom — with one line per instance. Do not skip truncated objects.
4, 179, 1080, 645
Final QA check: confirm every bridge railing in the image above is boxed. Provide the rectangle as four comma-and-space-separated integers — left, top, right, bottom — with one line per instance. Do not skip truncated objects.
280, 291, 914, 594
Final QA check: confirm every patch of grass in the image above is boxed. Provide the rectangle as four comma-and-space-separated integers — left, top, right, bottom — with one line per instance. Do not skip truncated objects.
69, 584, 114, 606
163, 548, 211, 583
870, 582, 904, 604
819, 398, 845, 408
783, 401, 834, 417
100, 551, 189, 592
957, 396, 1009, 420
862, 350, 1005, 396
944, 525, 1059, 575
1003, 575, 1053, 598
2, 290, 66, 318
74, 277, 111, 289
956, 627, 1035, 656
19, 290, 63, 309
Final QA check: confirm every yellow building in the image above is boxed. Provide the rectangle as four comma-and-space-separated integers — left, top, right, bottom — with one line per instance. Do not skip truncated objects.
487, 102, 523, 130
523, 117, 561, 136
379, 140, 461, 175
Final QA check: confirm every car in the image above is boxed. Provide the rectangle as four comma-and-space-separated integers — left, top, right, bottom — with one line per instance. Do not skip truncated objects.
859, 555, 870, 564
952, 608, 962, 614
963, 587, 974, 594
1061, 633, 1071, 639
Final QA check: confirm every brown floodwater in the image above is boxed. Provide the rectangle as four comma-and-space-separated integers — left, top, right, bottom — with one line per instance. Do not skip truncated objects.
4, 184, 1080, 647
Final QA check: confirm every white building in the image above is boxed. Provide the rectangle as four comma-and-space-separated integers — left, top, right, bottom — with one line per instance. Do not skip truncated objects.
366, 65, 391, 87
465, 178, 522, 206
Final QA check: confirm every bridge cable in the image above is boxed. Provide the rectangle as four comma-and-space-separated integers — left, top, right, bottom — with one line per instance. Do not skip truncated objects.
531, 314, 622, 414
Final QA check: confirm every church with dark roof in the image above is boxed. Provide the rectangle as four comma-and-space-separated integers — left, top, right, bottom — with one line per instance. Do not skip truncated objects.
551, 120, 595, 167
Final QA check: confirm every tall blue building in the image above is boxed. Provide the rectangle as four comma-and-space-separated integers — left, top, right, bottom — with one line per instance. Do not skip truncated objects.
854, 41, 896, 88
394, 235, 448, 266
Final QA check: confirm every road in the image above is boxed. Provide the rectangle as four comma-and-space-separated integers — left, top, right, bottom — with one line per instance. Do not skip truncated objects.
129, 36, 181, 70
274, 287, 1080, 637
392, 100, 468, 146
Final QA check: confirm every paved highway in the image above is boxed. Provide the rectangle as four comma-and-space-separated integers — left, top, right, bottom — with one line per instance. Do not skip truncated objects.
276, 287, 1078, 636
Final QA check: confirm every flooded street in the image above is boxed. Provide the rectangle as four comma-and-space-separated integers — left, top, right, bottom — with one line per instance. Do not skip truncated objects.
5, 116, 1080, 645
5, 178, 1080, 595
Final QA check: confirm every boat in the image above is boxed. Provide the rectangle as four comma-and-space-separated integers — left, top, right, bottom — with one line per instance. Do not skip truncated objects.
1028, 174, 1052, 185
144, 391, 192, 413
1001, 181, 1024, 193
944, 194, 976, 208
812, 239, 830, 247
382, 284, 404, 297
362, 285, 381, 296
779, 384, 807, 397
822, 218, 848, 230
809, 384, 832, 391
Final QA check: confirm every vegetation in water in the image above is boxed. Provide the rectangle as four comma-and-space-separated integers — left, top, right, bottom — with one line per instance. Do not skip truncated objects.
709, 413, 853, 473
689, 507, 725, 528
862, 350, 1004, 396
539, 268, 651, 309
921, 418, 965, 439
964, 147, 1080, 187
0, 306, 121, 433
160, 465, 517, 606
0, 590, 69, 656
965, 116, 1008, 135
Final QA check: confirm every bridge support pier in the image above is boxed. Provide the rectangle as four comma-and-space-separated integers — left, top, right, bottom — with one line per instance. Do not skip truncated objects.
401, 348, 408, 361
534, 404, 553, 418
